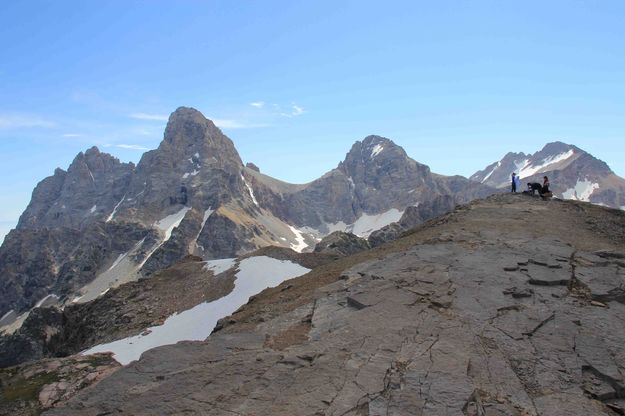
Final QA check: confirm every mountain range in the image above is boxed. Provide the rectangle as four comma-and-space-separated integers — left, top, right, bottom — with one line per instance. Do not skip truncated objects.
2, 108, 625, 324
0, 107, 494, 322
2, 107, 625, 415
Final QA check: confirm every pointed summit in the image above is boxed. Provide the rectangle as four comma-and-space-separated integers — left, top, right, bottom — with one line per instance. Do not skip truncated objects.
338, 135, 428, 187
153, 107, 242, 167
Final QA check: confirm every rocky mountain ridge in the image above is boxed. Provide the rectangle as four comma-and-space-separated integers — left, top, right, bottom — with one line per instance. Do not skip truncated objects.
0, 107, 493, 320
471, 141, 625, 207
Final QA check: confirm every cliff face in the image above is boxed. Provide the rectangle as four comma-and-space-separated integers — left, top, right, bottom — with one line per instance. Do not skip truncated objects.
43, 194, 625, 416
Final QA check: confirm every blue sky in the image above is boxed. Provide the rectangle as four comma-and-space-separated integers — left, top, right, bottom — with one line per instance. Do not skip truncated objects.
1, 1, 624, 242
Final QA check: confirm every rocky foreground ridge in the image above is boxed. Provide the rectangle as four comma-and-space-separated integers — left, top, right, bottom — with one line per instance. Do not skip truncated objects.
33, 193, 625, 416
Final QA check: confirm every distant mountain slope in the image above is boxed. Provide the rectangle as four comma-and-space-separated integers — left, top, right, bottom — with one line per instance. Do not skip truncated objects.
0, 107, 493, 319
471, 141, 625, 208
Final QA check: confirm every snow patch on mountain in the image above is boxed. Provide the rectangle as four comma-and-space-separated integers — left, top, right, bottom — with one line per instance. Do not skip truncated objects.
371, 144, 384, 158
481, 161, 501, 183
155, 207, 192, 242
77, 238, 147, 304
106, 194, 126, 222
182, 170, 200, 179
202, 258, 236, 275
35, 294, 59, 308
195, 208, 214, 252
327, 208, 403, 238
241, 174, 259, 207
90, 205, 97, 214
107, 252, 128, 272
519, 150, 575, 179
288, 225, 308, 252
1, 294, 60, 334
82, 256, 310, 365
561, 179, 600, 202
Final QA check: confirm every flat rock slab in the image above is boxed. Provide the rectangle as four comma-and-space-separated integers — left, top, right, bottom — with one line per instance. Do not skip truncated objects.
577, 265, 625, 303
44, 236, 625, 416
524, 263, 571, 286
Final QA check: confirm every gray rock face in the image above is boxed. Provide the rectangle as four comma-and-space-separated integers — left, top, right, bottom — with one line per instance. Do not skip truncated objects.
0, 222, 155, 315
18, 147, 134, 229
471, 141, 625, 207
314, 231, 370, 256
0, 256, 237, 368
42, 194, 625, 415
278, 136, 495, 228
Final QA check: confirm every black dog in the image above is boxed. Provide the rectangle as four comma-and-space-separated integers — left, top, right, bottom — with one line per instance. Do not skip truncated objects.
526, 182, 542, 195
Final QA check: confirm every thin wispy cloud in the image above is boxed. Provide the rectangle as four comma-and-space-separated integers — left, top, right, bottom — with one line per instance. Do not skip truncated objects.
291, 104, 304, 116
113, 144, 150, 150
278, 103, 306, 118
129, 112, 169, 121
213, 119, 268, 129
61, 133, 83, 138
130, 127, 155, 136
250, 101, 265, 108
0, 114, 56, 129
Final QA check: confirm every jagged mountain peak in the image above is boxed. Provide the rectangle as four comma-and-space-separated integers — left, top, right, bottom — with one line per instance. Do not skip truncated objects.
338, 135, 416, 180
532, 141, 582, 162
69, 146, 129, 171
540, 140, 579, 153
163, 107, 223, 146
345, 135, 407, 162
141, 107, 243, 171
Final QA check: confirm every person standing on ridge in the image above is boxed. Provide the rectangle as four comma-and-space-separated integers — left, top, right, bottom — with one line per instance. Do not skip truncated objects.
514, 174, 521, 193
542, 176, 550, 194
511, 173, 517, 193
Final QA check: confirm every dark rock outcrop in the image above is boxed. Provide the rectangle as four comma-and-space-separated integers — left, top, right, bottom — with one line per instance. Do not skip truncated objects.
0, 256, 236, 367
314, 231, 370, 256
245, 162, 260, 172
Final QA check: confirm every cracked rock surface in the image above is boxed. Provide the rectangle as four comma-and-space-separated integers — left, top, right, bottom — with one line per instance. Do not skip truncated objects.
45, 194, 625, 415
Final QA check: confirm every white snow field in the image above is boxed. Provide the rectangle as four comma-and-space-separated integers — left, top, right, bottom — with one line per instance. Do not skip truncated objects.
106, 194, 126, 222
154, 207, 192, 242
327, 208, 403, 238
371, 144, 384, 157
481, 161, 501, 183
202, 258, 236, 275
242, 174, 260, 207
518, 150, 575, 179
288, 225, 308, 252
561, 179, 600, 202
82, 256, 310, 365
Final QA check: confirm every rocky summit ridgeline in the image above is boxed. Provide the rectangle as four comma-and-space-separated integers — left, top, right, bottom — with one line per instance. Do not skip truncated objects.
0, 107, 493, 321
37, 194, 625, 416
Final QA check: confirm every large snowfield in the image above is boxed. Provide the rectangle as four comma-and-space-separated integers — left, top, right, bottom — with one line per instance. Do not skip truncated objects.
561, 179, 600, 202
82, 256, 310, 365
326, 208, 403, 238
